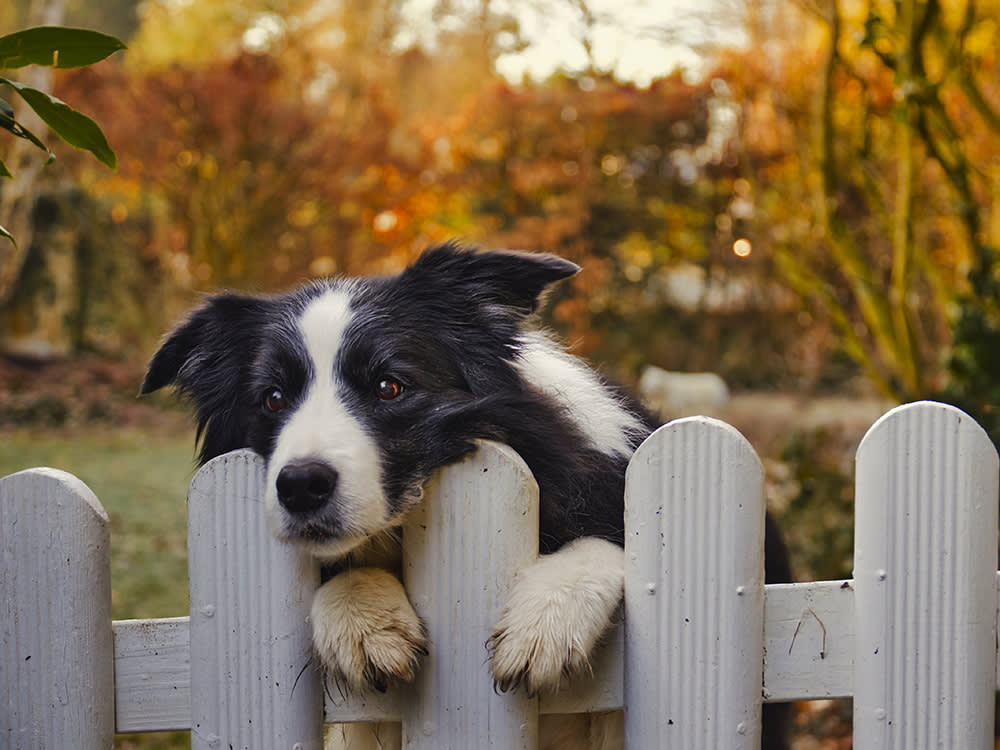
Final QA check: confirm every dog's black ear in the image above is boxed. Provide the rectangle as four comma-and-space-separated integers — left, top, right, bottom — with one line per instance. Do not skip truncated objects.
142, 294, 270, 463
405, 243, 579, 316
142, 294, 267, 394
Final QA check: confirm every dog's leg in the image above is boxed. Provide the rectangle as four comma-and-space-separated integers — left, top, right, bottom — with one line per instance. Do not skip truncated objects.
488, 536, 624, 694
539, 711, 624, 750
324, 722, 402, 750
311, 567, 427, 693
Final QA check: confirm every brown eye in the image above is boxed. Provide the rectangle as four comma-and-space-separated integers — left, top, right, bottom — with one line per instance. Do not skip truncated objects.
264, 388, 288, 412
375, 378, 404, 400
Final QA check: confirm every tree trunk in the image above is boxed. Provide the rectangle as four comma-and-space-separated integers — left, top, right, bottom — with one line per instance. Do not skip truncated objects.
0, 0, 70, 356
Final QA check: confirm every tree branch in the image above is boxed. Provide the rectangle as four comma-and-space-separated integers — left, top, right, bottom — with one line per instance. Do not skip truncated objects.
812, 0, 911, 399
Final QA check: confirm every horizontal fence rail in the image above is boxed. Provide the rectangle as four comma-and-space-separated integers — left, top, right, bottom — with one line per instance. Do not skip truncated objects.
2, 401, 998, 748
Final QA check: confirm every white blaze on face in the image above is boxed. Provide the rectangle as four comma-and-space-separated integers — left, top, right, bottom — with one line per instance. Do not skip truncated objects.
265, 288, 388, 559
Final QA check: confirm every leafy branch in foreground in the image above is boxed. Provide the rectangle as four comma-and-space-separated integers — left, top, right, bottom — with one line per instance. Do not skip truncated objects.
0, 26, 125, 245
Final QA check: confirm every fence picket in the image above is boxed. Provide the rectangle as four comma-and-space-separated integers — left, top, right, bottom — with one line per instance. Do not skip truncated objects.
0, 468, 114, 749
854, 401, 999, 749
401, 440, 539, 749
187, 449, 324, 750
624, 416, 766, 749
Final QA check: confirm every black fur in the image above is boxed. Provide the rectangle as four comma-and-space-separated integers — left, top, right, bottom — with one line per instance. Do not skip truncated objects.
142, 244, 639, 553
143, 242, 791, 748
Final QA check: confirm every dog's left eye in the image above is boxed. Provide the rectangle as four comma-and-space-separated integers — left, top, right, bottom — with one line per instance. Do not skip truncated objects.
375, 378, 404, 400
263, 388, 288, 412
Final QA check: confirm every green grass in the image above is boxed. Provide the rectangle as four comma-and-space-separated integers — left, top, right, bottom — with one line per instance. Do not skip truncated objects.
1, 427, 196, 749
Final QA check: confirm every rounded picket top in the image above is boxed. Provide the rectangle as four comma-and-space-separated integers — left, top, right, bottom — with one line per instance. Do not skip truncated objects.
0, 465, 109, 525
854, 400, 999, 750
856, 399, 997, 461
402, 439, 539, 749
187, 448, 323, 750
414, 439, 538, 523
0, 467, 114, 748
624, 416, 766, 750
191, 445, 265, 482
628, 415, 762, 484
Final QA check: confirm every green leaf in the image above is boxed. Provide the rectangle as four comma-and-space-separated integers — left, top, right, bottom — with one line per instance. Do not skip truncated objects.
0, 27, 125, 70
0, 157, 11, 178
0, 222, 14, 247
0, 97, 54, 160
1, 78, 114, 168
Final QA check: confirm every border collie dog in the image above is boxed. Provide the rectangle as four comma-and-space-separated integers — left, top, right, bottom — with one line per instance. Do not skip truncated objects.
143, 243, 790, 749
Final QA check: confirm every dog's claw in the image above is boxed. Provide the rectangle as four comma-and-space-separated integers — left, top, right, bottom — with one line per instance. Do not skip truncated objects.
488, 627, 586, 696
491, 673, 527, 696
487, 538, 625, 695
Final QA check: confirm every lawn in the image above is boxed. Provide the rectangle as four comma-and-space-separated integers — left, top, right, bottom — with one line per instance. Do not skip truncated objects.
1, 427, 197, 748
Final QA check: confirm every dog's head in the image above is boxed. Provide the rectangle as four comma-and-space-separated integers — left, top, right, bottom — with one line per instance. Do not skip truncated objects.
142, 244, 578, 560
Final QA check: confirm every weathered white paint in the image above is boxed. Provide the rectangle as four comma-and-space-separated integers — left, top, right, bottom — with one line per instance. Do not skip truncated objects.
853, 401, 998, 750
87, 569, 1000, 729
401, 441, 539, 749
187, 450, 324, 750
3, 402, 1000, 749
113, 617, 191, 732
0, 468, 114, 749
762, 580, 855, 701
624, 417, 765, 749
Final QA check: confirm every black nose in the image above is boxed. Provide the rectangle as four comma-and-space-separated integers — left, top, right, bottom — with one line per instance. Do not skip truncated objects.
276, 461, 338, 514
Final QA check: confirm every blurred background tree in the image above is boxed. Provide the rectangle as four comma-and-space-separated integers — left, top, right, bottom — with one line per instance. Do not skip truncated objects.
1, 0, 996, 435
2, 0, 991, 395
1, 0, 996, 423
0, 10, 123, 356
720, 0, 1000, 440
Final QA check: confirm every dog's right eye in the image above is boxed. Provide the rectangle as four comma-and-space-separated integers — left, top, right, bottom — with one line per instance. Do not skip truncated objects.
375, 378, 404, 400
263, 388, 288, 413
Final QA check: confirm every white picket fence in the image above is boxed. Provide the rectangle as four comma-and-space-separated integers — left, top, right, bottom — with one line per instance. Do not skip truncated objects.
2, 400, 999, 748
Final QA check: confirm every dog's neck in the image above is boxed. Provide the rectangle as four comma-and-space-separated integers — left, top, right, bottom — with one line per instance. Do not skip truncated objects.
322, 528, 402, 580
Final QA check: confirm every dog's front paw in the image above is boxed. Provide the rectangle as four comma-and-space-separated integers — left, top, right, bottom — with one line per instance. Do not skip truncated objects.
311, 567, 428, 693
487, 537, 624, 695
